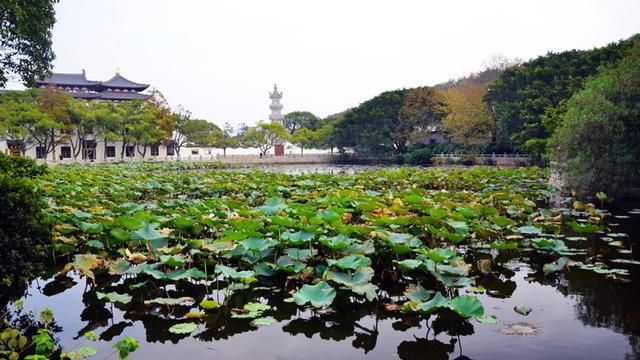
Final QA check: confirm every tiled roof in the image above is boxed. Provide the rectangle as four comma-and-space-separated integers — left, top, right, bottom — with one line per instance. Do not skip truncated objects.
98, 73, 149, 91
36, 72, 99, 87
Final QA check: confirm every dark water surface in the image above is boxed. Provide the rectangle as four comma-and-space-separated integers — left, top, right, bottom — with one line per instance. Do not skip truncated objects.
13, 200, 639, 360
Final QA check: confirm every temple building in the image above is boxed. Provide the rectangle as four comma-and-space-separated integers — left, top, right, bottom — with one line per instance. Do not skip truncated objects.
0, 70, 176, 162
35, 70, 150, 102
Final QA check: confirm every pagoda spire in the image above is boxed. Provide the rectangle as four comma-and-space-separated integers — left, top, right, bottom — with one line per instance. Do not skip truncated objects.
269, 84, 283, 123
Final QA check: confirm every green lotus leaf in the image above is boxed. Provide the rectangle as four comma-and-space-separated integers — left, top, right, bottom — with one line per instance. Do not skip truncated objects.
404, 284, 434, 302
159, 254, 186, 268
518, 225, 543, 235
413, 292, 449, 314
491, 240, 519, 250
61, 346, 98, 359
285, 248, 317, 261
429, 207, 448, 220
489, 216, 516, 228
276, 255, 306, 273
109, 228, 130, 243
394, 259, 425, 271
542, 257, 570, 275
79, 222, 103, 235
351, 283, 378, 301
320, 234, 354, 250
85, 240, 104, 249
447, 295, 484, 318
258, 197, 287, 215
327, 254, 371, 270
144, 297, 195, 306
215, 264, 255, 279
476, 314, 499, 324
568, 221, 600, 234
168, 323, 197, 334
251, 316, 278, 327
327, 266, 374, 286
199, 299, 220, 310
72, 210, 93, 220
240, 237, 278, 252
96, 291, 132, 304
446, 220, 469, 235
131, 222, 168, 250
116, 216, 144, 231
292, 281, 336, 308
282, 230, 315, 245
456, 207, 477, 219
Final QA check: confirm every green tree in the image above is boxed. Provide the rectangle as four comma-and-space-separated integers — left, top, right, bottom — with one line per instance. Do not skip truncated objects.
244, 121, 288, 155
291, 127, 315, 155
66, 100, 99, 160
485, 35, 638, 155
0, 0, 58, 87
551, 40, 640, 197
215, 122, 238, 156
283, 111, 320, 135
182, 119, 222, 147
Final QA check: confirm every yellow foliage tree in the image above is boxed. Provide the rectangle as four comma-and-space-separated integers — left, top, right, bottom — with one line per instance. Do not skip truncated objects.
442, 79, 494, 149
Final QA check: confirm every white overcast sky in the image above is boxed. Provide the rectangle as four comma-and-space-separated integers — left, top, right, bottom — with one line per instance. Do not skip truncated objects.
17, 0, 640, 128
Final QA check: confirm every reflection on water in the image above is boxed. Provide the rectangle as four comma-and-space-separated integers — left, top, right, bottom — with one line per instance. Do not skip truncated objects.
9, 203, 638, 360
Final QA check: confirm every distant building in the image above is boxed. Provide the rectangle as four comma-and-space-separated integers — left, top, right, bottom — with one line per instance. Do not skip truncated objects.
268, 84, 285, 156
268, 84, 283, 123
36, 70, 150, 102
0, 70, 176, 162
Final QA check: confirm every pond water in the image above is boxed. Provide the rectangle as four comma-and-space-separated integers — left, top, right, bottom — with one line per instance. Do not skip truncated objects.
13, 201, 640, 360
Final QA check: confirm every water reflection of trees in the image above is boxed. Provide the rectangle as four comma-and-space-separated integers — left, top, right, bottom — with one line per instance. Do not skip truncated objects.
45, 272, 477, 359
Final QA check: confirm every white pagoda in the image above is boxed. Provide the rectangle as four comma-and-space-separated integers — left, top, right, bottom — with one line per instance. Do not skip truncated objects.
268, 84, 283, 123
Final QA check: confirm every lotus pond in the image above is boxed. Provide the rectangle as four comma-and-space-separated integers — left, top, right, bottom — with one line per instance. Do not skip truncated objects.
4, 163, 640, 359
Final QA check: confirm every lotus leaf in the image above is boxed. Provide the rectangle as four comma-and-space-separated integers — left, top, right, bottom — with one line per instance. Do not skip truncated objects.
292, 281, 337, 308
327, 267, 374, 286
168, 323, 197, 334
96, 291, 132, 304
327, 254, 372, 270
251, 316, 278, 327
447, 295, 484, 318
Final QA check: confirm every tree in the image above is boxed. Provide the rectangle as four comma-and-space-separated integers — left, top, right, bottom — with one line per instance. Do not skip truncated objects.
312, 120, 338, 154
34, 87, 72, 161
170, 106, 192, 157
0, 0, 58, 87
244, 121, 288, 155
397, 87, 447, 152
551, 40, 640, 198
283, 111, 320, 135
335, 88, 446, 155
291, 127, 315, 155
485, 35, 638, 155
66, 100, 98, 160
335, 90, 405, 155
442, 79, 494, 149
0, 90, 40, 155
215, 122, 238, 156
181, 119, 222, 147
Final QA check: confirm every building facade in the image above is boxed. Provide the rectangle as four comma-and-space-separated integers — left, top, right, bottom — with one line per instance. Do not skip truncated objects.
1, 70, 178, 163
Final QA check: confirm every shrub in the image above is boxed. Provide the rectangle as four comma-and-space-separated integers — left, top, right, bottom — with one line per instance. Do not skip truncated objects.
0, 153, 51, 302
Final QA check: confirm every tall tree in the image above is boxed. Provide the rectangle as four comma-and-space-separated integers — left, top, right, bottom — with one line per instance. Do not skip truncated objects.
34, 87, 72, 161
551, 41, 640, 197
66, 100, 98, 160
244, 121, 288, 155
215, 122, 238, 156
397, 86, 447, 153
485, 35, 638, 155
182, 119, 222, 147
170, 106, 192, 157
283, 111, 320, 135
290, 127, 315, 155
0, 0, 59, 87
441, 79, 494, 149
